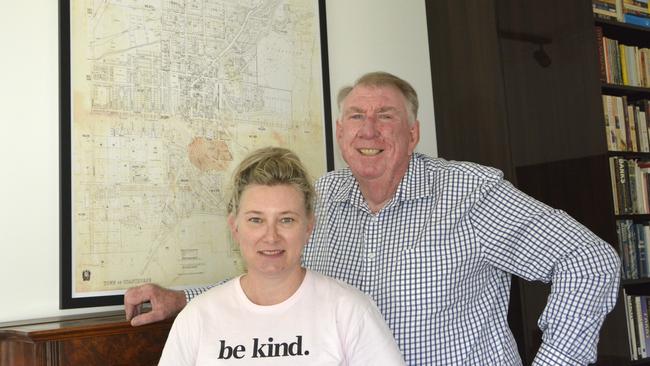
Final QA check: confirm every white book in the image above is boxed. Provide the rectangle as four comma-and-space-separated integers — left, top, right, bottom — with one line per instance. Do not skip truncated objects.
615, 96, 628, 151
637, 295, 648, 358
638, 109, 649, 152
626, 293, 640, 360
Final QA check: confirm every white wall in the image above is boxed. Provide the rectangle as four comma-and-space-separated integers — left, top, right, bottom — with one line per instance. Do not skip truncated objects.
0, 0, 435, 323
325, 0, 436, 167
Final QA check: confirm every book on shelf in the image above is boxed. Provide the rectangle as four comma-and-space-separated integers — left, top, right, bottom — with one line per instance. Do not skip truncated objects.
626, 293, 640, 360
596, 32, 650, 87
611, 157, 631, 213
623, 101, 640, 151
636, 162, 648, 212
640, 296, 650, 357
593, 0, 625, 21
612, 158, 622, 214
637, 106, 650, 152
624, 0, 650, 28
622, 44, 631, 84
624, 159, 639, 214
638, 161, 650, 211
616, 95, 629, 150
602, 96, 650, 152
623, 290, 638, 361
616, 218, 650, 278
636, 223, 648, 278
623, 293, 650, 360
618, 220, 632, 278
596, 26, 608, 82
620, 219, 640, 278
636, 295, 648, 358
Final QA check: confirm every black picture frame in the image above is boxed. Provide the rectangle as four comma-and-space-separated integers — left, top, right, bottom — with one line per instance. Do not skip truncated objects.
59, 0, 333, 309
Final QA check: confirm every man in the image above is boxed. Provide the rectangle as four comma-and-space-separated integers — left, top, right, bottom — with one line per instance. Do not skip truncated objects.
125, 72, 620, 365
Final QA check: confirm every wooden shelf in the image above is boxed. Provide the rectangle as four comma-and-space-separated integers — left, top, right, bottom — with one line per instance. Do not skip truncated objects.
602, 84, 650, 99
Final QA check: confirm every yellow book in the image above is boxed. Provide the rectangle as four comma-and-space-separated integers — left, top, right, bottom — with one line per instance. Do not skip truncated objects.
621, 44, 629, 85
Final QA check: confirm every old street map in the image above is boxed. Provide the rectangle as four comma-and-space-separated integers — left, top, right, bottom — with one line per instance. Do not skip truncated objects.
70, 0, 327, 296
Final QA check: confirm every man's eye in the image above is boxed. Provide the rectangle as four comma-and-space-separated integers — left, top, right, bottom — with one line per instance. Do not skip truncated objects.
248, 217, 262, 224
379, 114, 394, 120
349, 114, 364, 120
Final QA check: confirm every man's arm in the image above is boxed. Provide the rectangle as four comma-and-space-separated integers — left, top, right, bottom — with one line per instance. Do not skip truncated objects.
471, 178, 620, 365
124, 284, 215, 326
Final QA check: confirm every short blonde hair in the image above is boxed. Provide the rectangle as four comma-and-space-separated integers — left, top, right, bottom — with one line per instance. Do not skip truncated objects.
337, 71, 419, 123
227, 147, 315, 216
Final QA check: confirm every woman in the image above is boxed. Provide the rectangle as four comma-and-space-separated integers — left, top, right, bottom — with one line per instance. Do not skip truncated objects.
159, 146, 404, 365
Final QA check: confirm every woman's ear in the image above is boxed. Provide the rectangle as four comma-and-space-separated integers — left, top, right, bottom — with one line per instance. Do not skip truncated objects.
306, 214, 315, 235
227, 214, 238, 238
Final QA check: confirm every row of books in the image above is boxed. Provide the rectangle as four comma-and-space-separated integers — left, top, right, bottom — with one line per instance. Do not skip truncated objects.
609, 157, 650, 214
596, 29, 650, 87
593, 0, 650, 28
617, 219, 650, 279
624, 293, 650, 360
603, 95, 650, 152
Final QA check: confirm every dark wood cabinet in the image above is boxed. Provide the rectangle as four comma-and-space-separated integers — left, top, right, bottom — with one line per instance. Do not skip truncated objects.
0, 311, 172, 366
425, 0, 644, 364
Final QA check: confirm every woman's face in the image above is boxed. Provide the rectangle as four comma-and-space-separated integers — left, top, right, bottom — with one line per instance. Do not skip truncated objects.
228, 184, 314, 279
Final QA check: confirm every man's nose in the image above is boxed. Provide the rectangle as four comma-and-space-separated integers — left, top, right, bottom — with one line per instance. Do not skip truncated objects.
357, 114, 379, 138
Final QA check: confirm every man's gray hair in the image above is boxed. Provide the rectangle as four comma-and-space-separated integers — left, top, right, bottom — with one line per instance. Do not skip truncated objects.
337, 71, 419, 123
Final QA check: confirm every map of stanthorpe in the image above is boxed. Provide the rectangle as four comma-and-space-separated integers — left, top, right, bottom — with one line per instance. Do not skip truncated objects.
70, 0, 327, 296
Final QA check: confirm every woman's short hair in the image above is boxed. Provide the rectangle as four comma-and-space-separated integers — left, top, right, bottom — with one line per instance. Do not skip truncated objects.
227, 146, 315, 216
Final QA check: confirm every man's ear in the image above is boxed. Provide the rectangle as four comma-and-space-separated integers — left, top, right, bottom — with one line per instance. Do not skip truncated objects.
409, 120, 420, 153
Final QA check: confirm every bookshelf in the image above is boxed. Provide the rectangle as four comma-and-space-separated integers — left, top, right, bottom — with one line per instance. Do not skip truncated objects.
597, 9, 650, 361
425, 0, 648, 364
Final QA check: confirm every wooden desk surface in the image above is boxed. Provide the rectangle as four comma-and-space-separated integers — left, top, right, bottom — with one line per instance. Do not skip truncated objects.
0, 311, 173, 366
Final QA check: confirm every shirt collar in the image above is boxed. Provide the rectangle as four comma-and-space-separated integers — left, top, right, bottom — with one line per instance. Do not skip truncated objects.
331, 153, 434, 211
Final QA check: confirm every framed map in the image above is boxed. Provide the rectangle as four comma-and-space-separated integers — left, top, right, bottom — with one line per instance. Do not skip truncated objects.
59, 0, 333, 308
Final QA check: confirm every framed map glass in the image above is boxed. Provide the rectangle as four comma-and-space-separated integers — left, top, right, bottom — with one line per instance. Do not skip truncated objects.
59, 0, 333, 308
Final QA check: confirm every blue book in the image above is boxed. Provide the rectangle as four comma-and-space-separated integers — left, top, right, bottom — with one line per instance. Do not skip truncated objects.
625, 13, 650, 28
618, 221, 632, 279
637, 223, 647, 278
622, 220, 639, 280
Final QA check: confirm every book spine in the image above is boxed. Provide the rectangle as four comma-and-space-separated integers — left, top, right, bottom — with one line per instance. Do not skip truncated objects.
623, 220, 639, 280
637, 295, 648, 357
620, 158, 633, 214
628, 293, 640, 360
637, 222, 647, 278
644, 296, 650, 356
618, 220, 632, 278
596, 26, 608, 82
625, 13, 650, 27
618, 44, 630, 85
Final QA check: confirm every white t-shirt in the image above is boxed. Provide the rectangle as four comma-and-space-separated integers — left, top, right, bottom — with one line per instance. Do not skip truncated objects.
159, 270, 405, 365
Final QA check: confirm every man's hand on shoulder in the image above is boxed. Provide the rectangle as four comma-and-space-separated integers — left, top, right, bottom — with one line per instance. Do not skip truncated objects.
124, 283, 187, 326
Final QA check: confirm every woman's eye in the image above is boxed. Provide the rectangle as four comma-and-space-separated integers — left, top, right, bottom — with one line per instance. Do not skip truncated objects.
248, 217, 262, 224
280, 217, 295, 224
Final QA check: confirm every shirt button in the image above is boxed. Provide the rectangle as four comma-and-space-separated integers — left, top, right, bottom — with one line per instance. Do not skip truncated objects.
367, 252, 376, 260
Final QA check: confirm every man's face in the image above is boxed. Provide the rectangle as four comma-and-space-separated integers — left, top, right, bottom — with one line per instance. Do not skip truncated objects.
336, 85, 419, 183
228, 184, 313, 279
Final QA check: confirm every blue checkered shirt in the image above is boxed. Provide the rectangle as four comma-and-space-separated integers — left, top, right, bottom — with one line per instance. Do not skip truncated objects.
302, 153, 620, 365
